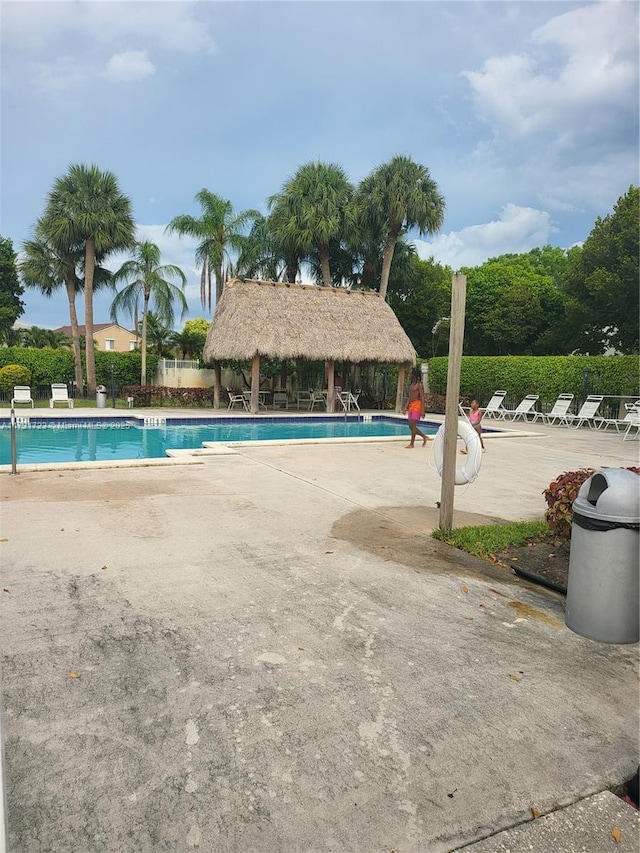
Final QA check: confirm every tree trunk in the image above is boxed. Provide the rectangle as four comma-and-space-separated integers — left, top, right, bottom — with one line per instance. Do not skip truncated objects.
213, 363, 221, 408
64, 276, 84, 394
319, 245, 332, 288
216, 261, 224, 306
285, 256, 298, 283
84, 238, 96, 396
141, 290, 150, 385
378, 227, 400, 301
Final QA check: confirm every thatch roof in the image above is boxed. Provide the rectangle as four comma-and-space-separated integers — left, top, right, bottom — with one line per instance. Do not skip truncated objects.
203, 279, 417, 364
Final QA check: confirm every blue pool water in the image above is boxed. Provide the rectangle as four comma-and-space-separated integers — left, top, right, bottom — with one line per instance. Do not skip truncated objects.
0, 416, 438, 465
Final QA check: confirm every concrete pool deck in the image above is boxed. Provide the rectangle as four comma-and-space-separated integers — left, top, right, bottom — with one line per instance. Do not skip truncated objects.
0, 412, 638, 851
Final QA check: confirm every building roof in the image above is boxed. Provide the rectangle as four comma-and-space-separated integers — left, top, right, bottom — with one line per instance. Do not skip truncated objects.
203, 278, 417, 364
55, 323, 137, 336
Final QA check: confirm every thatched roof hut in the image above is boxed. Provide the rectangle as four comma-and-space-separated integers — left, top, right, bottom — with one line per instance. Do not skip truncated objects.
204, 278, 417, 413
204, 278, 416, 363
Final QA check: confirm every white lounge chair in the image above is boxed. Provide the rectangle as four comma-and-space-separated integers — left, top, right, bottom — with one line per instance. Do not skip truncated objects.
622, 404, 640, 441
502, 394, 540, 422
11, 386, 34, 408
530, 393, 574, 425
483, 390, 508, 419
597, 401, 640, 434
563, 395, 603, 429
226, 389, 249, 411
49, 383, 74, 409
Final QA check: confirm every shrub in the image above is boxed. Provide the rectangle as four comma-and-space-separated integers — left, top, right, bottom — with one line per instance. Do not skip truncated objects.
122, 385, 216, 407
543, 469, 595, 539
544, 466, 640, 539
0, 364, 31, 393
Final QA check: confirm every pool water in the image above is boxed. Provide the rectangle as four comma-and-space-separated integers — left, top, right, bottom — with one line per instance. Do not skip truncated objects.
0, 417, 437, 465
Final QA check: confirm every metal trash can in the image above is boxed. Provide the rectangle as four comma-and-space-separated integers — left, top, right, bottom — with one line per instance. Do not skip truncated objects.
96, 385, 107, 408
565, 468, 639, 643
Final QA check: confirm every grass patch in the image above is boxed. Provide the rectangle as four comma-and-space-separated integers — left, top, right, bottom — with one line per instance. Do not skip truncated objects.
432, 519, 549, 561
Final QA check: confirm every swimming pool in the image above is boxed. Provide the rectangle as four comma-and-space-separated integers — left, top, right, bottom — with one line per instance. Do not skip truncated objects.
0, 415, 439, 465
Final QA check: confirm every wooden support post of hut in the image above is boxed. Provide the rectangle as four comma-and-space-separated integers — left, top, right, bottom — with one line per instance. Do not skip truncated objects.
203, 279, 418, 413
250, 354, 260, 415
396, 365, 406, 413
327, 361, 335, 414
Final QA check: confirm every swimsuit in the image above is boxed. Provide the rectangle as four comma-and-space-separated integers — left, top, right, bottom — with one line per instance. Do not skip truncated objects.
408, 400, 422, 420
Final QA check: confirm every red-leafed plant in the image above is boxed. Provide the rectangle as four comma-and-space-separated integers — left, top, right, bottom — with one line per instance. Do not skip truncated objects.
544, 467, 640, 539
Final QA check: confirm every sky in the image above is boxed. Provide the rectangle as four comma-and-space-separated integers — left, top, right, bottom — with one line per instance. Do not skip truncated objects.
1, 0, 638, 331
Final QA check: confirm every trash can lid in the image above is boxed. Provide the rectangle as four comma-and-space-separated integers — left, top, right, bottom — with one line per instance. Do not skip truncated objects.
97, 385, 107, 392
573, 468, 640, 524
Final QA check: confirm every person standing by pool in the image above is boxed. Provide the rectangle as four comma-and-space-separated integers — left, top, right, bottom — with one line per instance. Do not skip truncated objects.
402, 367, 429, 448
461, 399, 486, 453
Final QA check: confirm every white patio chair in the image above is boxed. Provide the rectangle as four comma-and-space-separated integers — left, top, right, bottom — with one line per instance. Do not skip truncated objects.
49, 383, 74, 409
483, 390, 508, 419
309, 390, 326, 411
338, 391, 360, 412
272, 391, 289, 410
502, 394, 540, 422
531, 393, 574, 425
296, 390, 313, 410
226, 388, 249, 411
11, 386, 34, 408
563, 395, 604, 429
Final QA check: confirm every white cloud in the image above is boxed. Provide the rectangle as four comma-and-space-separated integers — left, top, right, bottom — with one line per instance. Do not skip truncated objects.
1, 1, 214, 93
2, 1, 214, 54
105, 51, 154, 83
413, 204, 555, 269
463, 1, 638, 146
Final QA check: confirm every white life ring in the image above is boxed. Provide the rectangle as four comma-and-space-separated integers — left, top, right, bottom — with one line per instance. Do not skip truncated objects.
433, 419, 482, 485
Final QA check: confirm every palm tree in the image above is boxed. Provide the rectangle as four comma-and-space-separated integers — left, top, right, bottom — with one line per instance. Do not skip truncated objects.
39, 163, 135, 394
20, 231, 85, 390
110, 240, 188, 385
166, 190, 259, 312
268, 162, 356, 288
356, 155, 445, 299
144, 312, 175, 357
170, 328, 205, 360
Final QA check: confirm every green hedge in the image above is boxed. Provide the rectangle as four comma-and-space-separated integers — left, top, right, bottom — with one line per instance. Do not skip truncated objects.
0, 348, 159, 389
427, 355, 640, 404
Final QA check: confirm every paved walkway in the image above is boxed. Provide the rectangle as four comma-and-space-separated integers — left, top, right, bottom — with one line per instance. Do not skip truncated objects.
1, 411, 638, 851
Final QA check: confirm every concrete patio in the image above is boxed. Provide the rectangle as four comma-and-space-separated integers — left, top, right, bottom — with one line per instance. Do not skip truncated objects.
0, 413, 638, 851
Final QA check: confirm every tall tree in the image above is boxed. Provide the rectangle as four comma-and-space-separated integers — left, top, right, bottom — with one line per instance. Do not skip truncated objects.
563, 185, 639, 354
356, 155, 445, 300
462, 258, 565, 355
39, 164, 135, 395
166, 190, 258, 311
0, 236, 25, 341
388, 254, 453, 356
268, 162, 356, 288
110, 240, 187, 384
20, 229, 85, 391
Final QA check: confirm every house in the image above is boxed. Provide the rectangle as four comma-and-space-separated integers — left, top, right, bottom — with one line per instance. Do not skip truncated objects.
56, 323, 140, 353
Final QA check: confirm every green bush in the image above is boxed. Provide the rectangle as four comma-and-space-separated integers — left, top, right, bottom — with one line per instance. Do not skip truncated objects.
0, 364, 31, 393
122, 385, 216, 407
543, 466, 640, 539
0, 347, 74, 387
428, 355, 639, 405
0, 348, 160, 391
